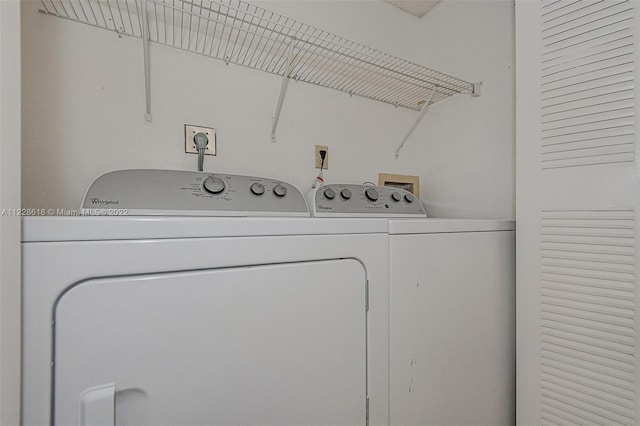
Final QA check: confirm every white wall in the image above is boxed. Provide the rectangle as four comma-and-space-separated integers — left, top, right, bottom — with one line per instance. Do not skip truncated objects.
22, 0, 514, 219
0, 1, 22, 424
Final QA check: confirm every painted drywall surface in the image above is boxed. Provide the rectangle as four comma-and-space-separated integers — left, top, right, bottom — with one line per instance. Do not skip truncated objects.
22, 0, 514, 218
407, 0, 515, 218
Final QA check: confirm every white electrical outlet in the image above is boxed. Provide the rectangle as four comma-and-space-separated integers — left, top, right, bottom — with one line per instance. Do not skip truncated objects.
185, 125, 216, 155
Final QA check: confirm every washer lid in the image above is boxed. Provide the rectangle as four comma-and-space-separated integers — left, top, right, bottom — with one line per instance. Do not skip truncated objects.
388, 219, 515, 234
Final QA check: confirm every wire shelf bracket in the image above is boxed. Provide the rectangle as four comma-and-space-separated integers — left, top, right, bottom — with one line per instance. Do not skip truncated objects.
270, 38, 296, 143
141, 0, 152, 123
38, 0, 479, 140
394, 80, 482, 158
394, 86, 436, 159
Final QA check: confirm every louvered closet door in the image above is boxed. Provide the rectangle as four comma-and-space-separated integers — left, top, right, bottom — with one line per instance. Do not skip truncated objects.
516, 1, 639, 425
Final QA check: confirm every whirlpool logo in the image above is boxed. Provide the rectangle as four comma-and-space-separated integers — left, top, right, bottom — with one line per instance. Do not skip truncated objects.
90, 198, 120, 206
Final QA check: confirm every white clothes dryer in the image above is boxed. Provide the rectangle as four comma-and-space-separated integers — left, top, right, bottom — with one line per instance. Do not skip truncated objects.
22, 170, 389, 426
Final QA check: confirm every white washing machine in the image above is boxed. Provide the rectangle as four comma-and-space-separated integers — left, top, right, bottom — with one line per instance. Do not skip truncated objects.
306, 184, 516, 425
22, 170, 390, 426
388, 219, 515, 426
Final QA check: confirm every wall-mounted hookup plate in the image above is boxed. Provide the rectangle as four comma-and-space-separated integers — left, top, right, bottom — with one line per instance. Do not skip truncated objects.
185, 125, 216, 155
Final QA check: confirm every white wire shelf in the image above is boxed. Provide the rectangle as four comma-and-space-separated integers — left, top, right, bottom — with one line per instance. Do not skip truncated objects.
39, 0, 476, 111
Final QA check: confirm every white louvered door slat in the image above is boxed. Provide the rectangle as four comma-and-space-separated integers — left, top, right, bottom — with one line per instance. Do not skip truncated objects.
541, 81, 635, 109
542, 3, 634, 46
543, 26, 634, 64
517, 0, 639, 424
543, 1, 621, 21
540, 1, 636, 168
542, 99, 634, 124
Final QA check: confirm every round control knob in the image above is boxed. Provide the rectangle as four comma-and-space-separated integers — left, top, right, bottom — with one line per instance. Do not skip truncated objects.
323, 188, 336, 200
365, 187, 379, 202
391, 192, 402, 202
341, 189, 352, 200
250, 182, 265, 196
203, 176, 225, 194
273, 184, 287, 197
404, 193, 415, 203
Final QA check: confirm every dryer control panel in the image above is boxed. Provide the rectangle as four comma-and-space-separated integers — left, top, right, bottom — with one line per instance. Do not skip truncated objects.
81, 169, 310, 216
307, 184, 427, 217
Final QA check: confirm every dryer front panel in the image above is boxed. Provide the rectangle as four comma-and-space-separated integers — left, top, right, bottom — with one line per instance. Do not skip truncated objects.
53, 259, 367, 425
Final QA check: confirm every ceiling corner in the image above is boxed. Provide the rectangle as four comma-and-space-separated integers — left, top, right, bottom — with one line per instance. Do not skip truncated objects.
384, 0, 442, 18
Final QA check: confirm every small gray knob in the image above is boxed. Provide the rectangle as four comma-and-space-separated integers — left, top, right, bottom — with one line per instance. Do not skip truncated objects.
391, 192, 402, 202
365, 188, 379, 201
203, 176, 225, 194
273, 184, 287, 197
250, 182, 265, 195
323, 188, 336, 200
341, 189, 352, 200
404, 193, 415, 203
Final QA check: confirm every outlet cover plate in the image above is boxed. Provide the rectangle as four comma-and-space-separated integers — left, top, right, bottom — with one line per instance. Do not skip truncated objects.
185, 125, 216, 155
315, 145, 329, 169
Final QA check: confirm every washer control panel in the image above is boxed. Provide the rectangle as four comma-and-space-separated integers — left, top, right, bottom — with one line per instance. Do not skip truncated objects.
307, 184, 427, 217
81, 169, 309, 216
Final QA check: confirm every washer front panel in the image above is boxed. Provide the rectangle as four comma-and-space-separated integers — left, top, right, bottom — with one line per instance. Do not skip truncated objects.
389, 231, 515, 425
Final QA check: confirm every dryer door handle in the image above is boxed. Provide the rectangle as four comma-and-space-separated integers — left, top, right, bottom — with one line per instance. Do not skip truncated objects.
78, 383, 116, 426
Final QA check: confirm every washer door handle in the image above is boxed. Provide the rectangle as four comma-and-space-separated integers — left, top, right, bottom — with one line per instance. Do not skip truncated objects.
78, 383, 115, 426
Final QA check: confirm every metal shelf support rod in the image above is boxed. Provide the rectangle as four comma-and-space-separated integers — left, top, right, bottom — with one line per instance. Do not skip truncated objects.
142, 0, 153, 123
270, 38, 295, 143
394, 86, 437, 159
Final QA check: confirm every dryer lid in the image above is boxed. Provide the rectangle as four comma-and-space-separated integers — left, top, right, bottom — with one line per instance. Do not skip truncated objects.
22, 216, 390, 242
